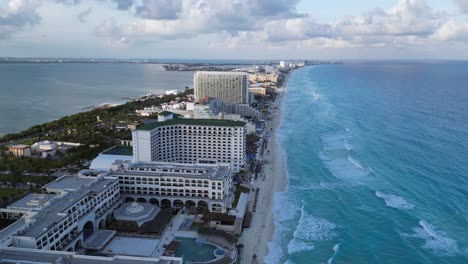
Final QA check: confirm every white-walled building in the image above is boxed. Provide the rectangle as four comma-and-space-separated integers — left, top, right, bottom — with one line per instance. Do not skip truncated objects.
194, 71, 249, 104
132, 112, 246, 172
8, 145, 32, 157
0, 175, 121, 252
110, 161, 234, 213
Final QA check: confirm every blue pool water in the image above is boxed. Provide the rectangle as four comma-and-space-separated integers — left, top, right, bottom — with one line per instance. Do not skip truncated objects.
266, 62, 468, 263
175, 237, 217, 263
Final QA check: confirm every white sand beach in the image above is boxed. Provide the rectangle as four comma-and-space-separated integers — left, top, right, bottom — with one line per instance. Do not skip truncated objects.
238, 76, 289, 264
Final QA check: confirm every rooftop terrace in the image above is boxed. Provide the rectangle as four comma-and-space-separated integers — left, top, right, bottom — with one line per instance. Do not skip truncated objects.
137, 118, 245, 130
111, 161, 230, 180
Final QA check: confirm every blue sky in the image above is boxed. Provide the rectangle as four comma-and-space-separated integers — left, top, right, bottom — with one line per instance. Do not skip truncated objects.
1, 0, 468, 59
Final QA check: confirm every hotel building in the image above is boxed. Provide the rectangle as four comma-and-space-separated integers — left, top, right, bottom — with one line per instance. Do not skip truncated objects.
110, 161, 234, 213
0, 175, 121, 251
194, 71, 249, 104
132, 112, 246, 172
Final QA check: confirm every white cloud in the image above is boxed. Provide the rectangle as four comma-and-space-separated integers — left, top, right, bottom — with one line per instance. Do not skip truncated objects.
135, 0, 182, 20
213, 0, 466, 50
453, 0, 468, 13
0, 0, 42, 39
94, 0, 303, 41
431, 20, 468, 41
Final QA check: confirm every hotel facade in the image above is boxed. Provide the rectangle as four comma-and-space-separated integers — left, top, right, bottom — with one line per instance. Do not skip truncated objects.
0, 175, 121, 252
132, 112, 247, 172
110, 161, 234, 213
194, 71, 249, 104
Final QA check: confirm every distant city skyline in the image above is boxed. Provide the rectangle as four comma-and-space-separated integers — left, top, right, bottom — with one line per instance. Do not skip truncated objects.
1, 0, 468, 59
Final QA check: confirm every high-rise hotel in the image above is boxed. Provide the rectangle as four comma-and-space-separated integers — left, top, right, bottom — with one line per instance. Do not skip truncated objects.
132, 112, 246, 172
194, 71, 249, 104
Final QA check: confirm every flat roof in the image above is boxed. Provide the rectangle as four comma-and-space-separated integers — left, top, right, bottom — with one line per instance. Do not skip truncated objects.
111, 161, 230, 180
7, 194, 56, 210
84, 230, 116, 251
195, 71, 247, 75
101, 236, 161, 257
22, 177, 118, 238
9, 144, 30, 149
137, 118, 245, 130
0, 246, 181, 264
44, 176, 95, 191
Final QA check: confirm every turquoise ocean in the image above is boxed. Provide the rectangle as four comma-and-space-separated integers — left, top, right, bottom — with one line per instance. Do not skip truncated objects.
266, 62, 468, 263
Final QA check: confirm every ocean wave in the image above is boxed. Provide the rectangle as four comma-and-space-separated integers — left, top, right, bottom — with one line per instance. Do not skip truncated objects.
287, 239, 315, 254
320, 132, 351, 151
401, 220, 460, 256
287, 205, 337, 255
327, 243, 341, 264
375, 191, 415, 210
265, 194, 300, 263
347, 155, 364, 169
293, 182, 345, 190
321, 156, 370, 181
344, 139, 353, 151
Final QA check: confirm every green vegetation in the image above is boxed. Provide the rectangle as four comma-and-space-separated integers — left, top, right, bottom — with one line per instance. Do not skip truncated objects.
0, 89, 194, 145
0, 188, 28, 204
233, 185, 250, 208
0, 89, 194, 175
0, 174, 56, 186
0, 145, 104, 174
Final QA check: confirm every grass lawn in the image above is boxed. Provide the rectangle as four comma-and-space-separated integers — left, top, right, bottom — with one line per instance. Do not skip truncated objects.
0, 187, 28, 200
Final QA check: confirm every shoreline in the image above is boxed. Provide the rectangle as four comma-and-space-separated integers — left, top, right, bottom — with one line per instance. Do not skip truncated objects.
238, 72, 290, 263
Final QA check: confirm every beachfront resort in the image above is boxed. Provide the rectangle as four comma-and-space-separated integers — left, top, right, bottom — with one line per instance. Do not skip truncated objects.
0, 62, 305, 263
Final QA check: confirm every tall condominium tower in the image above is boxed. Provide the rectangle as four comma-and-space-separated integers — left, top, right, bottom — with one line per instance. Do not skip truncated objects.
194, 71, 249, 104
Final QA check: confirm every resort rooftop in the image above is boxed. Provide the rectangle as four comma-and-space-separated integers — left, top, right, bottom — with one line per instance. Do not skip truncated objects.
21, 176, 117, 238
0, 246, 181, 264
137, 118, 246, 130
111, 161, 231, 180
7, 194, 56, 211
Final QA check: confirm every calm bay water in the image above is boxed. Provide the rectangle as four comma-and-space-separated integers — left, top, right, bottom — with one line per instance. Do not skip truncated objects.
0, 63, 194, 136
267, 62, 468, 263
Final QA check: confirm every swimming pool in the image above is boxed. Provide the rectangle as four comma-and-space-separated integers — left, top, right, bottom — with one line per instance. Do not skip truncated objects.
175, 237, 217, 263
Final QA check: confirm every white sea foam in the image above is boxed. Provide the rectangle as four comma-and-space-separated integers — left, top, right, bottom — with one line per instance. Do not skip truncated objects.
322, 156, 370, 181
320, 132, 351, 151
287, 239, 315, 254
347, 155, 364, 169
287, 205, 337, 254
344, 139, 353, 151
375, 191, 415, 210
265, 194, 300, 263
327, 243, 341, 264
401, 220, 460, 256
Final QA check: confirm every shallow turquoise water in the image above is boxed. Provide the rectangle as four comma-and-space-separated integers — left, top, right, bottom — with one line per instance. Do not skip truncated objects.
175, 237, 217, 263
267, 62, 468, 263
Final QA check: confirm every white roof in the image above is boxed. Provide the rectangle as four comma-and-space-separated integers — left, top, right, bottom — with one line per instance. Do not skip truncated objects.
90, 154, 132, 171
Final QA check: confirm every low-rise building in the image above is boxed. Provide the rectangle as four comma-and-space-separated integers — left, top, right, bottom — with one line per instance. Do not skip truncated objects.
8, 145, 32, 157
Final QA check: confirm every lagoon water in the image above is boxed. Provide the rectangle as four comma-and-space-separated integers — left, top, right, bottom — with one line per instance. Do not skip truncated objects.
267, 62, 468, 263
0, 63, 194, 136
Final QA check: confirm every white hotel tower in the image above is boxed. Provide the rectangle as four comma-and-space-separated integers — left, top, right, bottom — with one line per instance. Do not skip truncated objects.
132, 112, 247, 172
194, 71, 249, 104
